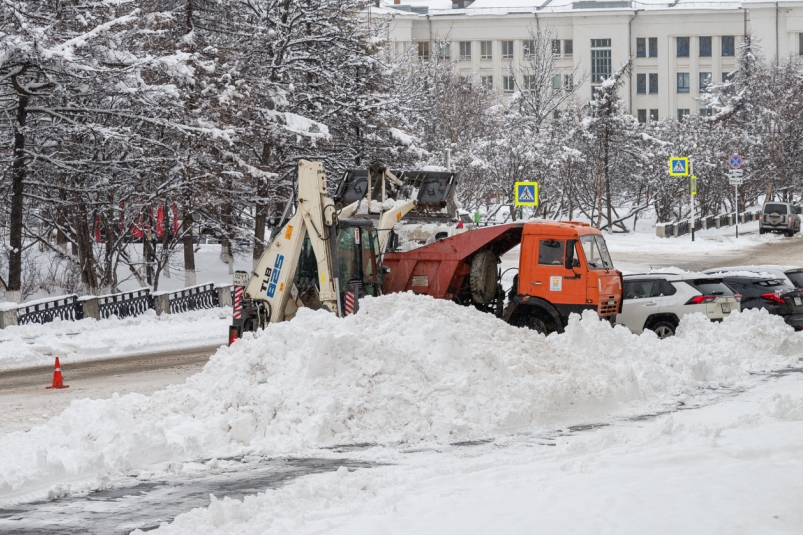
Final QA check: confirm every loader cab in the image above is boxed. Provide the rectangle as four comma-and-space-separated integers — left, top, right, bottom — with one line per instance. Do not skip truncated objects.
335, 219, 383, 304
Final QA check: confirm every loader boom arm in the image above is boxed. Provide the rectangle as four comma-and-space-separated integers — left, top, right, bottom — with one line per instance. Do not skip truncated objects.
243, 160, 339, 324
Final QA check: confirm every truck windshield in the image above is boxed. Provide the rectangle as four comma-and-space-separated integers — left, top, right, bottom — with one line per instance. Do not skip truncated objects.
580, 235, 613, 270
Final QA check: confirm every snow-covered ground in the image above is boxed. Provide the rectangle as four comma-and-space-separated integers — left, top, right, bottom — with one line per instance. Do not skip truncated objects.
1, 294, 801, 532
0, 307, 229, 371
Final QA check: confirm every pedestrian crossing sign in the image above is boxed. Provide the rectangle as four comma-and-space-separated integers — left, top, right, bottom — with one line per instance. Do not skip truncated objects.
669, 157, 689, 176
515, 182, 539, 206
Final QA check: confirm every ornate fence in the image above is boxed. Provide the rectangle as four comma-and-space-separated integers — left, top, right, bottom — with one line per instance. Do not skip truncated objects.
1, 282, 232, 329
17, 295, 83, 325
656, 210, 760, 238
98, 289, 153, 320
168, 283, 219, 314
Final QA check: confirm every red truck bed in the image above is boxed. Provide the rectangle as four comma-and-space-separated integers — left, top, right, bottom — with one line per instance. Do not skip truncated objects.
382, 223, 524, 300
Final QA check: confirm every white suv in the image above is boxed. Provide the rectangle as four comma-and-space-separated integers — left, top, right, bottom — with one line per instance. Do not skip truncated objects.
616, 273, 739, 338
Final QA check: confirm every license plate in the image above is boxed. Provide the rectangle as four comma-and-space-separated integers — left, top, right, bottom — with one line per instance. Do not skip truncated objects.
795, 297, 802, 306
721, 303, 731, 313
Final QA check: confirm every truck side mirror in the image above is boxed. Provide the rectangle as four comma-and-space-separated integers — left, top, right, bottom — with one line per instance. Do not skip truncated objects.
565, 240, 576, 270
381, 265, 391, 274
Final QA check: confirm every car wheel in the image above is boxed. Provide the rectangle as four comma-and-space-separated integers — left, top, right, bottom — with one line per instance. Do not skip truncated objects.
787, 229, 795, 238
652, 321, 676, 339
759, 227, 765, 235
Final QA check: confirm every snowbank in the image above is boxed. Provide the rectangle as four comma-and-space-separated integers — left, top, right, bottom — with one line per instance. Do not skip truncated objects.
0, 294, 799, 503
0, 308, 230, 371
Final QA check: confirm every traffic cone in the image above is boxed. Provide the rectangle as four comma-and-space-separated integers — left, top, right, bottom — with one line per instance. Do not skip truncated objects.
46, 357, 69, 389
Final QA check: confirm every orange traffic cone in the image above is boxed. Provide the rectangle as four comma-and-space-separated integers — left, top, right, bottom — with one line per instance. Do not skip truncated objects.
46, 357, 69, 389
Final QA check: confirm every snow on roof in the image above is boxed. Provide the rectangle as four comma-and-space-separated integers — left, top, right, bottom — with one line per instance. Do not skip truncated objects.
378, 0, 781, 15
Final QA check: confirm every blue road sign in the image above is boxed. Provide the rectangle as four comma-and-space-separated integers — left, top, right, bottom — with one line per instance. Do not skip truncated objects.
669, 157, 689, 176
514, 182, 539, 206
729, 154, 743, 169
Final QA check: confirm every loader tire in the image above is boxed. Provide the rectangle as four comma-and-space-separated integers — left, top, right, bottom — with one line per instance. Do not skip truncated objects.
470, 249, 498, 305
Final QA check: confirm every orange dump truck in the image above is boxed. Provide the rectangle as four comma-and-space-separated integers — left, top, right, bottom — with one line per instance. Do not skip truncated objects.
382, 220, 623, 334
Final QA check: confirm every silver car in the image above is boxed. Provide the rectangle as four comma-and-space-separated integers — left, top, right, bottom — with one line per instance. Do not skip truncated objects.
759, 202, 801, 236
617, 273, 739, 338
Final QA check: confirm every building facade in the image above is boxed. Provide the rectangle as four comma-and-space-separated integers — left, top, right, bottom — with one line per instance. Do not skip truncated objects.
380, 0, 803, 121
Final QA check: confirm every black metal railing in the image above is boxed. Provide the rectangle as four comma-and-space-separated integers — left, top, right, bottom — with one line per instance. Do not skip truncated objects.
662, 209, 760, 238
98, 289, 153, 320
168, 283, 219, 314
17, 295, 83, 325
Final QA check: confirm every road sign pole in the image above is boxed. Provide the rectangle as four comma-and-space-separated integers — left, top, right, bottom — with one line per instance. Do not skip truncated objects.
735, 184, 739, 239
690, 159, 695, 242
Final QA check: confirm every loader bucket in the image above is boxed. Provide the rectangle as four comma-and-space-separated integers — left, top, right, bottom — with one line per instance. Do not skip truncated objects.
334, 169, 456, 212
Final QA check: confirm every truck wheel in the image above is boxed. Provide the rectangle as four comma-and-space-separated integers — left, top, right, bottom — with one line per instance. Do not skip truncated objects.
514, 314, 547, 334
470, 249, 498, 304
652, 321, 675, 339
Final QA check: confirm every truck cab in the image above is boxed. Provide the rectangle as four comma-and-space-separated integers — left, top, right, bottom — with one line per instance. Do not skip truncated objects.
505, 221, 623, 333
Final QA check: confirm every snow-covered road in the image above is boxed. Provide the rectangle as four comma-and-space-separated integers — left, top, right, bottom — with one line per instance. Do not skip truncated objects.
1, 293, 802, 534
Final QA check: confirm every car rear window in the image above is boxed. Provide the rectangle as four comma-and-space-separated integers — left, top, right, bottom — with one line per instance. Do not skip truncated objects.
785, 271, 803, 288
755, 278, 794, 289
764, 203, 788, 215
683, 278, 734, 296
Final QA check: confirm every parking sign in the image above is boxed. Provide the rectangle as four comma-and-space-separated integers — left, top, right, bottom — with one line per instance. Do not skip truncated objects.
514, 182, 539, 206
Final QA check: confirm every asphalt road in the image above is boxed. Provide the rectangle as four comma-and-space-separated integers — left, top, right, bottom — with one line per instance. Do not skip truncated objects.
0, 346, 220, 434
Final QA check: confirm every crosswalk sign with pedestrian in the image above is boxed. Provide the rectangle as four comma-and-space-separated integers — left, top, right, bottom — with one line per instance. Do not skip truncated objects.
514, 182, 539, 206
668, 157, 689, 176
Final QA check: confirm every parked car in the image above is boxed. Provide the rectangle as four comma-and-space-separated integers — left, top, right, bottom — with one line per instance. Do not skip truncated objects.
716, 274, 803, 330
758, 202, 801, 236
616, 273, 738, 338
704, 265, 803, 289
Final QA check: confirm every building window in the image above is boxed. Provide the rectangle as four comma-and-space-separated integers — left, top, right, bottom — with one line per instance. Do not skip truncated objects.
591, 38, 611, 48
564, 73, 573, 91
523, 40, 535, 58
439, 42, 451, 60
700, 108, 712, 116
677, 72, 690, 93
650, 109, 659, 121
638, 109, 647, 123
523, 75, 536, 91
677, 108, 690, 121
649, 73, 658, 94
722, 35, 735, 56
552, 40, 561, 56
699, 36, 712, 57
503, 75, 515, 92
699, 72, 711, 91
564, 39, 573, 57
480, 75, 494, 89
480, 41, 492, 60
552, 74, 562, 91
649, 37, 658, 57
459, 41, 472, 60
636, 38, 646, 57
591, 49, 612, 82
502, 40, 514, 59
637, 73, 646, 94
418, 42, 430, 61
676, 37, 690, 57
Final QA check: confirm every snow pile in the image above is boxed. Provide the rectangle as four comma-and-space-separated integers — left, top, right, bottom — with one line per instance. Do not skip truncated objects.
0, 294, 800, 503
0, 308, 230, 371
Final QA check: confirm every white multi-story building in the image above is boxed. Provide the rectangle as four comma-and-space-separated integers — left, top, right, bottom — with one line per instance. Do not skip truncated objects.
379, 0, 803, 121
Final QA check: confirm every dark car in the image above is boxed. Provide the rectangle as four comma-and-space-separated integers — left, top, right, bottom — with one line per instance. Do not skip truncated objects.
721, 275, 803, 330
